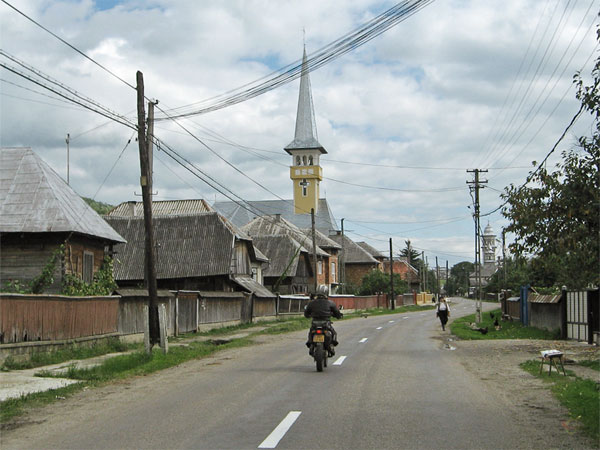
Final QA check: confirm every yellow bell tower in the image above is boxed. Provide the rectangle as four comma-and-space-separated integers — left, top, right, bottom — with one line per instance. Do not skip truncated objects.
284, 46, 327, 215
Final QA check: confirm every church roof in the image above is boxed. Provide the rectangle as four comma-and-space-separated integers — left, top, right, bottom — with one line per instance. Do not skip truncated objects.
0, 147, 125, 243
212, 198, 338, 234
284, 47, 326, 154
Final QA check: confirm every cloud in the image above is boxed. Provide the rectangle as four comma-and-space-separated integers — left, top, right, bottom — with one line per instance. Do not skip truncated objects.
1, 0, 597, 266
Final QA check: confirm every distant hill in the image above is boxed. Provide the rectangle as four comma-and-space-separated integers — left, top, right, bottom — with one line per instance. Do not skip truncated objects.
83, 197, 114, 215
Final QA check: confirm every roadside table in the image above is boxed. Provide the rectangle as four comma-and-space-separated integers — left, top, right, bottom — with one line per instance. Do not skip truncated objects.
539, 349, 566, 376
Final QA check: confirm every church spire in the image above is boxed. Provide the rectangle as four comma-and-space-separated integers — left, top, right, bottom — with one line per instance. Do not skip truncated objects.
284, 46, 326, 153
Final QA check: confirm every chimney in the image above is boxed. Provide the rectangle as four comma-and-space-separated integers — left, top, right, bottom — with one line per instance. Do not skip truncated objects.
128, 201, 136, 217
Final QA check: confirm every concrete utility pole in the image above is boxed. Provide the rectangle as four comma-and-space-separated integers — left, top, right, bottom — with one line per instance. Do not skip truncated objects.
467, 168, 488, 323
136, 71, 160, 351
311, 209, 318, 293
421, 251, 425, 292
436, 256, 440, 295
389, 238, 395, 310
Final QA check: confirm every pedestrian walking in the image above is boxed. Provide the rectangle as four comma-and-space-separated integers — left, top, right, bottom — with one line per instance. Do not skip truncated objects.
436, 296, 450, 331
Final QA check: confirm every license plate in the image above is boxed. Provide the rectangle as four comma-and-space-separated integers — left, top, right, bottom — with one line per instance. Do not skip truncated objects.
313, 334, 325, 343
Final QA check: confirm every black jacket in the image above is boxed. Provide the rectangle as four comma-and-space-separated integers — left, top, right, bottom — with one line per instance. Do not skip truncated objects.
304, 296, 343, 321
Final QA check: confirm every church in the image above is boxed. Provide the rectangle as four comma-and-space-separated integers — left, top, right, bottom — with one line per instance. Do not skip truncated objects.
213, 46, 379, 293
213, 46, 338, 234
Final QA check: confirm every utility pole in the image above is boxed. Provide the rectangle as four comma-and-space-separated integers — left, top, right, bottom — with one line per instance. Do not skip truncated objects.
467, 168, 488, 323
340, 218, 345, 294
389, 238, 395, 310
421, 251, 425, 292
435, 256, 440, 296
136, 71, 160, 351
311, 209, 318, 293
407, 240, 412, 292
445, 260, 449, 295
65, 133, 70, 185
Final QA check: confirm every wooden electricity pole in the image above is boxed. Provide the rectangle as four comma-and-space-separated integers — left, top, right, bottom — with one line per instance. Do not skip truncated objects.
136, 71, 160, 349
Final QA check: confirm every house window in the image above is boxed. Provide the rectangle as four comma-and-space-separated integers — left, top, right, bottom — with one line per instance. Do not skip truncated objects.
308, 155, 313, 165
83, 251, 94, 284
296, 156, 301, 166
318, 260, 323, 275
251, 267, 257, 280
299, 179, 309, 196
331, 262, 336, 282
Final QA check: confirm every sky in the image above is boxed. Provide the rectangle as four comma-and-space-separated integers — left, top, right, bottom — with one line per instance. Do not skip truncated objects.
1, 0, 598, 268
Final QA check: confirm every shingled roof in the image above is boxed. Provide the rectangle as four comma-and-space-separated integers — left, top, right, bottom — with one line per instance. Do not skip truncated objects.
0, 147, 124, 243
105, 213, 248, 281
357, 242, 385, 259
329, 233, 379, 265
241, 215, 329, 257
251, 234, 310, 277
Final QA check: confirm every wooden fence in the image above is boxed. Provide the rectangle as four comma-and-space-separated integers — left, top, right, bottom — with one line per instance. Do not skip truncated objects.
0, 293, 119, 344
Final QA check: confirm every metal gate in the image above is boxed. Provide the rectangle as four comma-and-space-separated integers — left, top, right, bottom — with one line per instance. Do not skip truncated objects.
566, 291, 588, 342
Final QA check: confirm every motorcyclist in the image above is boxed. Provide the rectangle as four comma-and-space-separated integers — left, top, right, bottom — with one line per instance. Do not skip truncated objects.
304, 284, 343, 356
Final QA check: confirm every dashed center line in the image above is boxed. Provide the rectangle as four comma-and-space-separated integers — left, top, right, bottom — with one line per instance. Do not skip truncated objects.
389, 320, 395, 323
376, 326, 383, 330
258, 411, 302, 449
359, 338, 368, 343
333, 356, 347, 365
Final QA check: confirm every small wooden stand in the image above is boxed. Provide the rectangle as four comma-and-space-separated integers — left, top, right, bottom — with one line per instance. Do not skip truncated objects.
539, 350, 566, 376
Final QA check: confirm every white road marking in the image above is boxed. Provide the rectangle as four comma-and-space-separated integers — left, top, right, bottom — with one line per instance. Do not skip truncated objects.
359, 338, 368, 343
403, 317, 409, 320
376, 326, 383, 330
389, 320, 395, 323
258, 411, 302, 449
333, 356, 347, 365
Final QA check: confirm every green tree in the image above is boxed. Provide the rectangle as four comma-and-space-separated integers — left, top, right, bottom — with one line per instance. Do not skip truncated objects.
445, 261, 474, 296
83, 197, 114, 215
358, 270, 407, 295
398, 240, 421, 266
501, 36, 599, 289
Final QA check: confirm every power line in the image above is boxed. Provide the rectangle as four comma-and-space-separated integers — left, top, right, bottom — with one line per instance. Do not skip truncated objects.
155, 0, 436, 120
1, 0, 136, 91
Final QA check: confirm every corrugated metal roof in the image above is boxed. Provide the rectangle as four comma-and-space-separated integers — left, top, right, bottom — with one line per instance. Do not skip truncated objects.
241, 215, 329, 257
107, 199, 213, 217
529, 293, 562, 304
231, 275, 276, 298
0, 147, 125, 243
251, 234, 308, 277
106, 213, 236, 281
212, 198, 338, 234
328, 233, 379, 265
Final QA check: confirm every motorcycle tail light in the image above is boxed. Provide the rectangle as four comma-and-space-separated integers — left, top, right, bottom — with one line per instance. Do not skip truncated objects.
316, 329, 323, 334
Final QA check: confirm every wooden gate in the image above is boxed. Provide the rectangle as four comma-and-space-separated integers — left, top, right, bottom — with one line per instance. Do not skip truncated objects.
566, 291, 588, 342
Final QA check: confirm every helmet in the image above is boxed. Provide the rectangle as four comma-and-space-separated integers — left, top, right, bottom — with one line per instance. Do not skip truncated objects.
316, 284, 329, 297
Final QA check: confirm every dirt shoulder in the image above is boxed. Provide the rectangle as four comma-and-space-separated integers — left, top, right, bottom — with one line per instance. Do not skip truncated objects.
442, 335, 599, 448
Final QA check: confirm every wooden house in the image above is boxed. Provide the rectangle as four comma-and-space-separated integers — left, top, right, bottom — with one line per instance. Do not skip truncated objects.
104, 213, 273, 299
241, 214, 339, 292
0, 147, 125, 293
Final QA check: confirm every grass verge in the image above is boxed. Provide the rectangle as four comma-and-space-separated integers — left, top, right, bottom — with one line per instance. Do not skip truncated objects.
520, 360, 599, 441
451, 309, 560, 340
1, 338, 136, 371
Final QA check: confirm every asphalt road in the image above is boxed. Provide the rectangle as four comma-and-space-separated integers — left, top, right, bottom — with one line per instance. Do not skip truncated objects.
4, 299, 548, 449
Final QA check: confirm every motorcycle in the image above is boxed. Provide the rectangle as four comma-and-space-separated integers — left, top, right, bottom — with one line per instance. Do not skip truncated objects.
308, 320, 333, 372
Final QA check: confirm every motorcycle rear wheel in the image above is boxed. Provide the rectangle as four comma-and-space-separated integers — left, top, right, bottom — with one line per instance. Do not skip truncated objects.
315, 345, 324, 372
